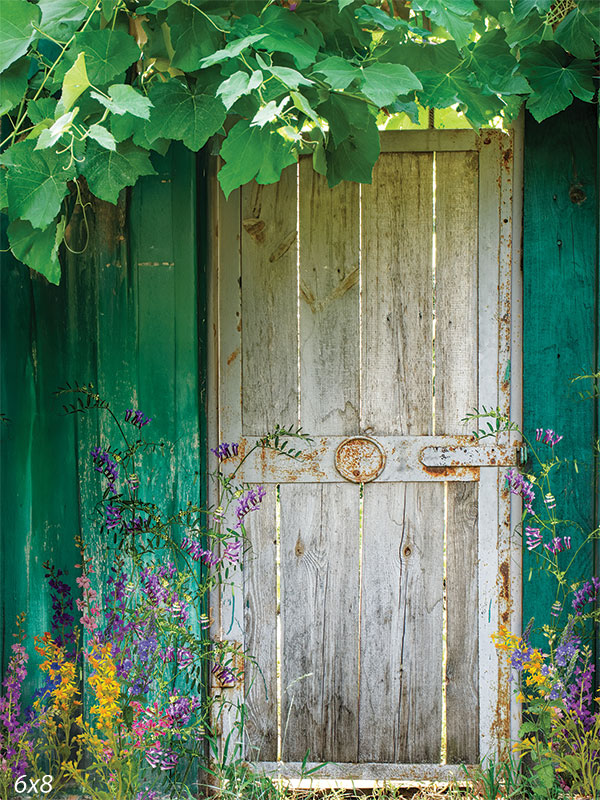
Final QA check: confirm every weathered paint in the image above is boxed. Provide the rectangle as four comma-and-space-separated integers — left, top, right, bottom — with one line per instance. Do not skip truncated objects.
523, 103, 598, 655
0, 146, 205, 704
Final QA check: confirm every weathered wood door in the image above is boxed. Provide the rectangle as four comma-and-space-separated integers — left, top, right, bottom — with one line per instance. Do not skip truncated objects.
207, 129, 521, 781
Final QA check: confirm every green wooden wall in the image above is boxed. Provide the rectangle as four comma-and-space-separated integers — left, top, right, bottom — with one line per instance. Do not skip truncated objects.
0, 145, 206, 698
523, 101, 599, 652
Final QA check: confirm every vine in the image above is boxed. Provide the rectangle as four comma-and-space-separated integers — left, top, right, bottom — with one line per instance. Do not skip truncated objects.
0, 0, 598, 283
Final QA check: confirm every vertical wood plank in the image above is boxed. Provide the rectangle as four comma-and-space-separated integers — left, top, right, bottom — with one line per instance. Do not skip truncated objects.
280, 483, 360, 763
435, 151, 479, 434
361, 152, 434, 436
523, 104, 597, 654
244, 486, 278, 761
446, 481, 479, 764
298, 159, 360, 435
359, 482, 444, 763
241, 170, 298, 434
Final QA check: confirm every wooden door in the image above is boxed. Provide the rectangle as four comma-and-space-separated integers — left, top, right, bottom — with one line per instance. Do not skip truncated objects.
207, 129, 520, 782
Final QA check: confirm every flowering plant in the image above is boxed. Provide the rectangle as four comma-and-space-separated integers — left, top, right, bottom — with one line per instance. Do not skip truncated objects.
0, 383, 311, 798
465, 407, 600, 795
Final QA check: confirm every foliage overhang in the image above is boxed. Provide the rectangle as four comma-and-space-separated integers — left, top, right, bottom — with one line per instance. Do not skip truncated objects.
0, 0, 598, 284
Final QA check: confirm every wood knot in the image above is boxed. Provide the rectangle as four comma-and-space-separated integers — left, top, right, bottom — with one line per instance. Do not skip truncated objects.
403, 546, 412, 557
295, 538, 304, 557
242, 218, 266, 243
568, 183, 586, 205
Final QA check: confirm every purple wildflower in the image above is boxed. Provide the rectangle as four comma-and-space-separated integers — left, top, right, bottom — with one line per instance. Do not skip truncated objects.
211, 662, 236, 686
544, 536, 571, 554
235, 486, 267, 527
91, 447, 119, 491
565, 663, 596, 731
177, 649, 193, 668
182, 537, 220, 566
136, 790, 160, 800
505, 469, 535, 513
525, 526, 543, 550
535, 428, 563, 447
222, 539, 242, 564
544, 493, 556, 509
44, 564, 76, 652
555, 630, 580, 667
125, 409, 152, 429
211, 442, 239, 461
166, 695, 201, 728
510, 644, 533, 671
550, 601, 563, 617
145, 746, 178, 771
0, 642, 32, 781
106, 505, 123, 529
572, 577, 600, 615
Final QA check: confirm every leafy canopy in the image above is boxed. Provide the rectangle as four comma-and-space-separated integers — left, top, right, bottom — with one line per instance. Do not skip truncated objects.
0, 0, 598, 284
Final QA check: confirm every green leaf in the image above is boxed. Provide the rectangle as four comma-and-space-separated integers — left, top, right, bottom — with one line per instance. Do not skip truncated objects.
513, 0, 552, 22
168, 3, 221, 71
250, 97, 290, 128
73, 29, 140, 85
216, 70, 252, 111
58, 52, 90, 113
0, 169, 8, 210
87, 123, 116, 151
317, 93, 372, 147
410, 0, 477, 48
218, 119, 297, 199
464, 30, 531, 95
7, 216, 64, 285
199, 34, 267, 68
356, 6, 408, 31
500, 9, 552, 48
311, 56, 360, 90
289, 91, 319, 124
554, 1, 600, 60
0, 0, 41, 73
521, 43, 595, 122
90, 84, 153, 119
81, 139, 155, 204
35, 109, 78, 150
38, 0, 88, 41
338, 0, 355, 9
0, 140, 75, 228
268, 65, 314, 90
0, 56, 29, 115
360, 63, 422, 106
257, 33, 317, 70
27, 98, 57, 124
145, 82, 226, 150
325, 113, 380, 188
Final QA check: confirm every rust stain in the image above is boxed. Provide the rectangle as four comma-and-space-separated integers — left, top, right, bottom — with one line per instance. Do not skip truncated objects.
502, 146, 513, 171
269, 230, 297, 262
242, 217, 266, 243
226, 347, 240, 366
421, 464, 480, 481
335, 437, 386, 483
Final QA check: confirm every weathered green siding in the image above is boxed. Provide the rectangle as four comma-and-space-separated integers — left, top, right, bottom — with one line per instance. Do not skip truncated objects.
523, 102, 598, 651
1, 145, 205, 697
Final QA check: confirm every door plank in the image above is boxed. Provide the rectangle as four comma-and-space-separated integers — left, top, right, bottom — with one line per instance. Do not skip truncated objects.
446, 481, 479, 763
241, 169, 299, 434
361, 152, 434, 436
243, 485, 278, 761
280, 483, 360, 762
435, 151, 479, 434
359, 482, 444, 763
299, 159, 360, 435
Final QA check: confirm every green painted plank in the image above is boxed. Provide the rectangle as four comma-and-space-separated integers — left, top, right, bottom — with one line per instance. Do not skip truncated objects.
523, 102, 598, 651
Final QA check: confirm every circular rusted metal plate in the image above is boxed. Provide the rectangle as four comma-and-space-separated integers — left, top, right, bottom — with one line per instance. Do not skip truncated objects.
334, 437, 386, 483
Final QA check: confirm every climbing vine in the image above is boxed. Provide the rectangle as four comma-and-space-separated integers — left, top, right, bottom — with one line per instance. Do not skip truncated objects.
0, 0, 598, 283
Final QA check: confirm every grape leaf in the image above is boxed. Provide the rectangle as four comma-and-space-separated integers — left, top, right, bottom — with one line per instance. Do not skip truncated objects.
168, 3, 221, 71
58, 52, 90, 113
217, 71, 253, 111
311, 56, 360, 90
410, 0, 477, 48
81, 139, 156, 204
257, 33, 317, 70
317, 94, 372, 147
251, 97, 290, 128
73, 29, 140, 85
0, 1, 41, 73
0, 170, 8, 210
553, 1, 600, 60
145, 82, 226, 150
90, 84, 153, 119
512, 0, 552, 22
356, 6, 409, 31
521, 44, 595, 122
500, 9, 552, 48
38, 0, 88, 41
0, 57, 29, 115
200, 34, 267, 68
7, 216, 65, 285
325, 113, 380, 188
268, 65, 314, 90
218, 120, 297, 199
35, 109, 78, 150
463, 30, 531, 95
0, 141, 75, 228
360, 63, 422, 106
87, 124, 116, 151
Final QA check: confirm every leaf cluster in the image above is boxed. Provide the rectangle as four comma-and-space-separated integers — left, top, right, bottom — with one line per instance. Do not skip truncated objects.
0, 0, 598, 284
